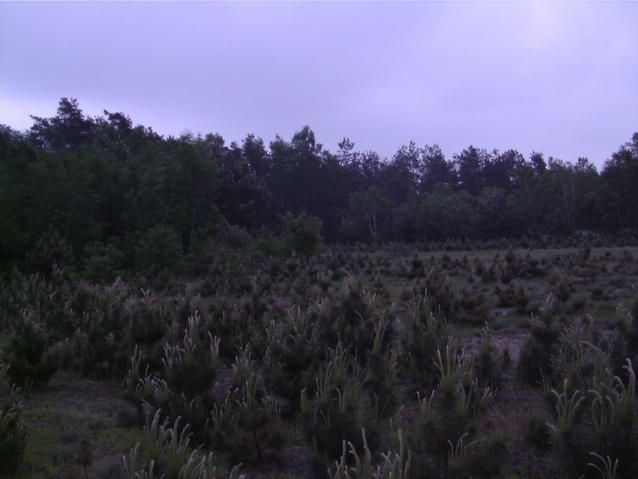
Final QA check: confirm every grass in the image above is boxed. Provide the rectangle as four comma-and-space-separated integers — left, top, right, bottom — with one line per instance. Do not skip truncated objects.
14, 371, 143, 479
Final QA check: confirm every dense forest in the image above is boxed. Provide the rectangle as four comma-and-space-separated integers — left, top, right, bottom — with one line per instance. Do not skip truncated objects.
1, 98, 637, 274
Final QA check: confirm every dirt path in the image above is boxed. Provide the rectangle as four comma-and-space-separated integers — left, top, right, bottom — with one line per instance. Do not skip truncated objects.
463, 331, 528, 362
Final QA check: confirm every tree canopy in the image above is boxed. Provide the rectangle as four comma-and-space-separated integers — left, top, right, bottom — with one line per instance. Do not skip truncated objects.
1, 98, 636, 271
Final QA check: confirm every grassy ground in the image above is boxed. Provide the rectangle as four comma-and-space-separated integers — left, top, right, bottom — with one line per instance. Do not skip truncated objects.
14, 372, 142, 479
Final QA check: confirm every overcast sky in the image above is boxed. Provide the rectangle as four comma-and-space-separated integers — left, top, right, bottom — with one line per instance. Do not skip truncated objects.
1, 1, 637, 167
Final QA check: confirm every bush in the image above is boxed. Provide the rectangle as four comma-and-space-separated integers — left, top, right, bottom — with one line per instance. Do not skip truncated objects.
424, 267, 457, 319
3, 319, 57, 388
328, 428, 410, 479
82, 241, 125, 282
544, 355, 638, 478
135, 225, 183, 274
473, 326, 505, 390
316, 280, 379, 364
300, 346, 372, 475
407, 343, 493, 478
264, 306, 322, 407
162, 317, 220, 397
450, 429, 509, 478
26, 227, 74, 276
518, 303, 561, 385
518, 338, 554, 386
122, 410, 220, 479
282, 212, 323, 256
209, 369, 285, 464
0, 363, 27, 477
398, 291, 447, 393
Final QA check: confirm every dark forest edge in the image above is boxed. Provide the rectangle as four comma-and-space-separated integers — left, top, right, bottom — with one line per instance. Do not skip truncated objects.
1, 97, 638, 276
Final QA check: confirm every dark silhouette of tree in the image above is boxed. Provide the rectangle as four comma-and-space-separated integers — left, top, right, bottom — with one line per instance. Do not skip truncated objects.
530, 151, 547, 176
342, 187, 391, 243
600, 134, 638, 229
30, 98, 96, 150
483, 149, 524, 191
2, 97, 638, 272
419, 144, 457, 192
380, 142, 419, 203
454, 146, 489, 195
572, 157, 599, 230
217, 141, 270, 230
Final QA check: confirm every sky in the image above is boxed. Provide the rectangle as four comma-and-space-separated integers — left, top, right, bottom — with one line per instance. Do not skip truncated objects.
1, 1, 637, 167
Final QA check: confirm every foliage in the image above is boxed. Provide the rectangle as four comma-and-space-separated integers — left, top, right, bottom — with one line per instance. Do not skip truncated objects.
2, 316, 57, 388
282, 212, 323, 256
0, 363, 27, 477
208, 365, 285, 464
82, 240, 125, 282
26, 227, 74, 276
518, 297, 562, 385
328, 429, 410, 479
121, 410, 221, 479
398, 290, 447, 392
263, 305, 322, 406
136, 225, 184, 274
2, 98, 638, 269
472, 325, 505, 390
544, 351, 638, 478
407, 343, 493, 478
300, 345, 372, 475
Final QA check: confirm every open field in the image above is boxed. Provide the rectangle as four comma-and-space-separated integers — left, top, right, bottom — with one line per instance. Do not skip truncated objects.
2, 244, 638, 478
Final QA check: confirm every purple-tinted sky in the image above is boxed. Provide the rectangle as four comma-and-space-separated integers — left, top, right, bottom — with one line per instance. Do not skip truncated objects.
1, 1, 637, 167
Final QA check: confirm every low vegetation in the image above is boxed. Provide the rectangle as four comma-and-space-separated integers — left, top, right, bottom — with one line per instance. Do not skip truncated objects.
1, 240, 638, 478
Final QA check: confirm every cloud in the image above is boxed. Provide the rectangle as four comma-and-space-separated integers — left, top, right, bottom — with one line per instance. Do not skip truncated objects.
1, 1, 636, 165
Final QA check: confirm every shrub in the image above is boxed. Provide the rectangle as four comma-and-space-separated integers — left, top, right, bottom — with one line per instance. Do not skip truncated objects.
135, 225, 183, 274
82, 241, 125, 282
610, 297, 638, 375
518, 337, 555, 386
263, 306, 322, 407
456, 284, 489, 325
424, 267, 457, 319
545, 353, 638, 478
300, 346, 371, 475
316, 279, 380, 365
161, 314, 220, 397
282, 212, 323, 257
495, 282, 531, 314
407, 343, 493, 478
328, 428, 410, 479
398, 291, 447, 393
26, 227, 74, 276
3, 318, 57, 388
365, 319, 400, 419
518, 298, 562, 385
208, 369, 285, 464
450, 429, 510, 479
122, 410, 219, 479
526, 415, 552, 452
0, 364, 27, 477
473, 326, 505, 390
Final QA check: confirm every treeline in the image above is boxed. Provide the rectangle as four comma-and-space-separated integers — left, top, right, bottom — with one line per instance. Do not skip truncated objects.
1, 98, 637, 269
